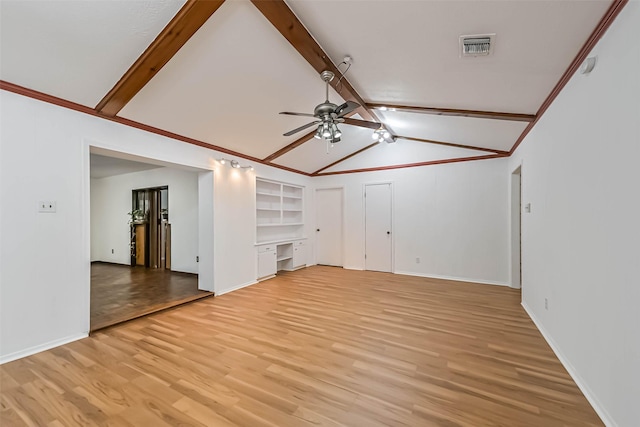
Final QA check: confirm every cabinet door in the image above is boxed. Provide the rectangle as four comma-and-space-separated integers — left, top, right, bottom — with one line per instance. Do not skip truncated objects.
258, 249, 277, 279
292, 243, 306, 268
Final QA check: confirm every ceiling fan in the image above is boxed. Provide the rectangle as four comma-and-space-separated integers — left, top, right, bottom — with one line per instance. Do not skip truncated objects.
280, 70, 381, 143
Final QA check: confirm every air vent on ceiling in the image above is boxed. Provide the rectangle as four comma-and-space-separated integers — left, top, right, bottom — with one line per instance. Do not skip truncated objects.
460, 34, 495, 57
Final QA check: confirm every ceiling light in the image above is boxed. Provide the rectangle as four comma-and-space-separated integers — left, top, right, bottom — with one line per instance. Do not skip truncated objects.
372, 126, 395, 143
219, 158, 227, 165
379, 106, 388, 111
314, 125, 322, 139
230, 160, 240, 169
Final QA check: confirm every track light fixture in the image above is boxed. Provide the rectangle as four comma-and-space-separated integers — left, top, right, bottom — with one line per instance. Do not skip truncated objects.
372, 126, 395, 143
218, 158, 253, 171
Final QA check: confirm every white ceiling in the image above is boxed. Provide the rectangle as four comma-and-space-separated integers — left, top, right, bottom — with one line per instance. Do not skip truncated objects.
286, 0, 611, 113
0, 0, 615, 175
90, 154, 163, 179
0, 0, 185, 107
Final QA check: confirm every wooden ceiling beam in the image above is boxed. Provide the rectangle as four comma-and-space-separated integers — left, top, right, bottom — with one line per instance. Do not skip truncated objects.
312, 143, 379, 175
262, 130, 316, 162
367, 103, 535, 122
397, 135, 509, 155
96, 0, 226, 117
250, 0, 378, 123
315, 154, 504, 176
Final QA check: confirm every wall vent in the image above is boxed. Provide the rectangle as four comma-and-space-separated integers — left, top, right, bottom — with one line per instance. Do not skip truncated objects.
460, 34, 495, 57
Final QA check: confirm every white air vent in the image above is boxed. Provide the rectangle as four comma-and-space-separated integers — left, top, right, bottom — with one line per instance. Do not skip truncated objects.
460, 34, 495, 57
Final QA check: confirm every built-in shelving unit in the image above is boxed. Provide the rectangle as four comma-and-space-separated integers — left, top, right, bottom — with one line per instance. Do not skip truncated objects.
255, 178, 306, 280
256, 178, 304, 244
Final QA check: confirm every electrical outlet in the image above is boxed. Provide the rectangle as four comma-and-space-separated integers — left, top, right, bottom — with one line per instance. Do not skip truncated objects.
545, 298, 549, 310
415, 257, 421, 264
38, 201, 56, 213
196, 256, 199, 262
111, 249, 114, 254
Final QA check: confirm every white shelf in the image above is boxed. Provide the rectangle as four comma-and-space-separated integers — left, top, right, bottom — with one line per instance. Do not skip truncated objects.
256, 191, 280, 197
277, 256, 292, 262
256, 178, 304, 244
255, 237, 307, 246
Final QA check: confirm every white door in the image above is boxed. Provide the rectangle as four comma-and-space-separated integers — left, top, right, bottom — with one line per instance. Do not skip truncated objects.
315, 188, 343, 266
365, 183, 392, 272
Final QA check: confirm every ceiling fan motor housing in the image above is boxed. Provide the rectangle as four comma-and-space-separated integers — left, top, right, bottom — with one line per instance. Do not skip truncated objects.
314, 102, 338, 118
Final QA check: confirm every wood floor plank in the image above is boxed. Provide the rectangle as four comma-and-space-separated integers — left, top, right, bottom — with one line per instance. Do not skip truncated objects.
1, 266, 603, 426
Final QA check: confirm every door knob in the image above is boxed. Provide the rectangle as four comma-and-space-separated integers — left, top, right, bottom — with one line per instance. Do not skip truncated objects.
387, 231, 390, 235
317, 229, 320, 232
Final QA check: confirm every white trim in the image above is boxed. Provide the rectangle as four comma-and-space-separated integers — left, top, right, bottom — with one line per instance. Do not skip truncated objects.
509, 162, 523, 289
521, 303, 614, 427
215, 280, 259, 296
394, 270, 508, 287
0, 333, 88, 365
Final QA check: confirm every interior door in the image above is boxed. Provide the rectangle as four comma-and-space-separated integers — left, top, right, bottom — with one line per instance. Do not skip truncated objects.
365, 183, 392, 272
315, 188, 343, 266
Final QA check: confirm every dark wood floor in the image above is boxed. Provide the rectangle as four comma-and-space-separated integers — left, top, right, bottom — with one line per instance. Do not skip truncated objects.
90, 262, 212, 331
2, 266, 602, 426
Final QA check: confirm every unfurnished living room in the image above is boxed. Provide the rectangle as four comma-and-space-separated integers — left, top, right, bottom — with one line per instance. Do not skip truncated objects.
0, 0, 638, 426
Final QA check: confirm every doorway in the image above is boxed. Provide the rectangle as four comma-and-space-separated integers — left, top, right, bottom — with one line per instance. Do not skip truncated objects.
511, 166, 522, 289
364, 183, 392, 272
131, 186, 170, 270
315, 188, 344, 266
89, 153, 212, 331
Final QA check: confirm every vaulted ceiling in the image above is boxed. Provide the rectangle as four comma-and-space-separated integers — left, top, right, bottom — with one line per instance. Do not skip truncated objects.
0, 0, 622, 176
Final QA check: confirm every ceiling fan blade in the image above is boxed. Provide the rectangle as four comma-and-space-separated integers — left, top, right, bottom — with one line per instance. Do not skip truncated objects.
283, 121, 320, 136
335, 101, 360, 117
280, 111, 316, 117
342, 117, 380, 130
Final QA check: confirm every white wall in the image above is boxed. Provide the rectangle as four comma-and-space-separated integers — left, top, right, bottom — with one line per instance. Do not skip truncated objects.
90, 167, 199, 273
508, 3, 640, 426
0, 89, 311, 362
313, 158, 509, 285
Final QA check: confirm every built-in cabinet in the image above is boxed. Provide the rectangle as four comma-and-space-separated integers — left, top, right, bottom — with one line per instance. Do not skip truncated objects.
256, 178, 306, 280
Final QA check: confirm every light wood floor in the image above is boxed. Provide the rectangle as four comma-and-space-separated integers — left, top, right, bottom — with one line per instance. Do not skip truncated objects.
90, 263, 212, 331
1, 266, 602, 426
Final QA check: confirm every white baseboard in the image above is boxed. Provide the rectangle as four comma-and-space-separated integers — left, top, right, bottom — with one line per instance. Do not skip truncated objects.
394, 270, 508, 287
521, 303, 615, 427
216, 279, 259, 296
0, 332, 88, 365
